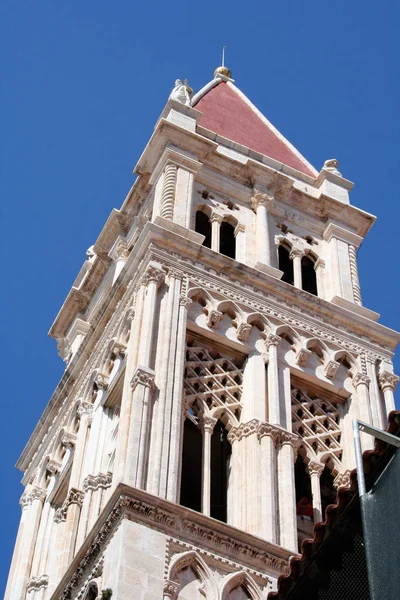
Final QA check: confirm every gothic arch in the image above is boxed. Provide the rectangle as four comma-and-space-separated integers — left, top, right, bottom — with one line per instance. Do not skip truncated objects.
216, 300, 244, 322
275, 325, 302, 347
333, 350, 357, 372
168, 550, 217, 598
245, 313, 270, 332
306, 338, 331, 362
188, 287, 214, 308
220, 571, 262, 600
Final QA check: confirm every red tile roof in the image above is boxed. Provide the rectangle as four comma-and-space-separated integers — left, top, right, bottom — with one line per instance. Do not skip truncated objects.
194, 82, 316, 178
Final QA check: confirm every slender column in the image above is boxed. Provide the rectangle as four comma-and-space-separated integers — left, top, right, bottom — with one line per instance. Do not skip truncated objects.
251, 189, 273, 267
277, 431, 298, 551
125, 264, 164, 488
329, 236, 343, 298
307, 461, 324, 523
348, 245, 362, 306
315, 258, 326, 300
290, 249, 303, 290
4, 501, 27, 600
234, 223, 246, 263
378, 371, 399, 414
59, 489, 84, 574
113, 294, 144, 488
210, 213, 222, 252
257, 424, 279, 543
201, 416, 217, 516
353, 373, 373, 450
265, 334, 281, 425
160, 162, 178, 220
166, 294, 191, 501
10, 487, 46, 600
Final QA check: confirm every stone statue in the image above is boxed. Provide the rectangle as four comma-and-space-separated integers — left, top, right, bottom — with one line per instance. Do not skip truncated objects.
323, 158, 342, 176
169, 79, 193, 105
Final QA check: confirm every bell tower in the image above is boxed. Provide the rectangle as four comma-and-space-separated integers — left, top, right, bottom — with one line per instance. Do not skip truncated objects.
5, 68, 400, 600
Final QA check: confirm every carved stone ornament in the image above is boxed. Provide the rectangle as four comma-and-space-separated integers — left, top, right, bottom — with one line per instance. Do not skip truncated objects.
54, 505, 68, 524
179, 295, 192, 309
295, 348, 312, 367
20, 486, 46, 509
130, 366, 156, 392
378, 371, 400, 393
62, 431, 77, 449
352, 372, 371, 389
111, 342, 127, 358
112, 239, 129, 262
207, 309, 223, 329
324, 360, 340, 380
142, 265, 165, 287
163, 579, 180, 600
200, 415, 218, 434
251, 188, 274, 212
333, 470, 351, 490
26, 574, 49, 593
66, 487, 85, 507
57, 337, 72, 363
266, 334, 281, 349
228, 419, 261, 444
83, 472, 113, 493
289, 248, 304, 261
323, 158, 342, 176
306, 461, 325, 478
210, 212, 223, 224
236, 322, 252, 342
77, 400, 94, 418
46, 459, 62, 475
95, 373, 109, 391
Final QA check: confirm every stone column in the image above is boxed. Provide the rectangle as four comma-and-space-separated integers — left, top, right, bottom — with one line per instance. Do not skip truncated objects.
210, 213, 222, 252
59, 488, 85, 573
110, 238, 129, 285
257, 423, 279, 543
125, 264, 164, 488
265, 334, 281, 425
378, 371, 399, 414
353, 373, 373, 450
348, 245, 362, 306
251, 188, 274, 267
277, 431, 298, 552
10, 487, 46, 600
307, 461, 324, 523
234, 223, 246, 263
160, 162, 178, 220
200, 416, 217, 516
290, 249, 303, 290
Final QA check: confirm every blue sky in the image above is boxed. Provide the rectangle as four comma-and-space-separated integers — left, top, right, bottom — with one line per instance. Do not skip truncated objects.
1, 0, 400, 593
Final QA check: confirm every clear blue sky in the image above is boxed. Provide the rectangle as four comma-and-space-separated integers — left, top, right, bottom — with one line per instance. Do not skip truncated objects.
1, 0, 400, 593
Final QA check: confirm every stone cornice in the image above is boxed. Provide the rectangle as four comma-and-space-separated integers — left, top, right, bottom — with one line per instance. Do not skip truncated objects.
49, 484, 294, 600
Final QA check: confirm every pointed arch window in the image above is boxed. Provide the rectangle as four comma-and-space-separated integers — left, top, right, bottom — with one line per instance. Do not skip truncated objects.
301, 254, 318, 296
278, 244, 294, 285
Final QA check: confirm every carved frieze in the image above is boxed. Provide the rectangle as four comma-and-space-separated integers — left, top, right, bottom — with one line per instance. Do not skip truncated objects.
83, 472, 112, 493
26, 574, 49, 593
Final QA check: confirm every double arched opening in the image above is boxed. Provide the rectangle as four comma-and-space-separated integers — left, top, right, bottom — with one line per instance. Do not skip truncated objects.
278, 244, 318, 296
195, 210, 237, 260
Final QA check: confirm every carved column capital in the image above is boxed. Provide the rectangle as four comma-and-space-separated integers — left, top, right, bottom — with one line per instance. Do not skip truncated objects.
289, 248, 304, 261
257, 422, 282, 447
77, 400, 93, 418
163, 579, 180, 600
111, 342, 127, 358
251, 188, 273, 212
227, 419, 260, 444
130, 366, 156, 392
266, 334, 281, 349
306, 461, 325, 478
333, 470, 351, 490
26, 575, 49, 593
200, 415, 218, 434
209, 212, 223, 224
61, 432, 77, 449
142, 265, 165, 288
179, 295, 192, 309
378, 371, 400, 393
83, 472, 113, 492
353, 372, 371, 389
278, 430, 300, 450
65, 487, 85, 507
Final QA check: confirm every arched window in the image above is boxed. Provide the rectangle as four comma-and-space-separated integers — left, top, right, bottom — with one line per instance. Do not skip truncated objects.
195, 211, 211, 249
180, 417, 202, 513
210, 420, 231, 522
220, 221, 236, 259
301, 255, 318, 296
278, 245, 294, 285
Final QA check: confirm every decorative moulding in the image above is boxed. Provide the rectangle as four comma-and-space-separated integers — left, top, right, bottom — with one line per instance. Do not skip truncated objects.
330, 295, 380, 323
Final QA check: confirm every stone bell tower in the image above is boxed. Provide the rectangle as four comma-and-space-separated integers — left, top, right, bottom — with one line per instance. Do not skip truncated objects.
5, 67, 400, 600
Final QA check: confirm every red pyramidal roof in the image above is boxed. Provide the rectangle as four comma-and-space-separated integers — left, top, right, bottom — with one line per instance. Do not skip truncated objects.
194, 81, 317, 178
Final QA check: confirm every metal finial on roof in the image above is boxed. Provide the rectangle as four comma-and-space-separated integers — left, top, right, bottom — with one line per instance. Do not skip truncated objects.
214, 45, 232, 79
